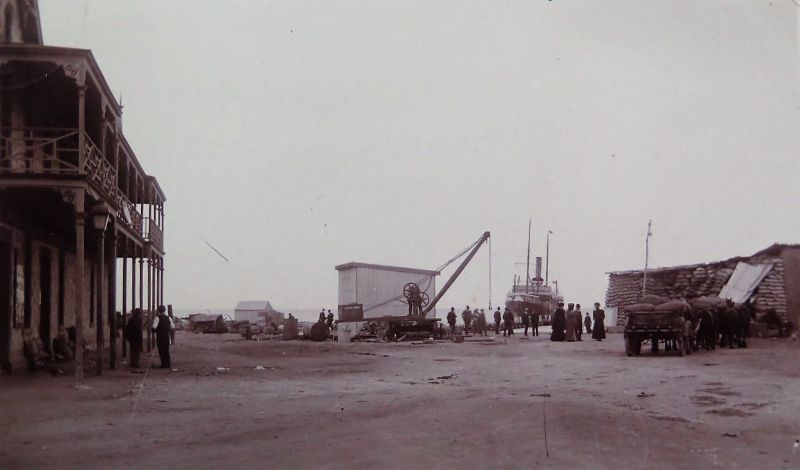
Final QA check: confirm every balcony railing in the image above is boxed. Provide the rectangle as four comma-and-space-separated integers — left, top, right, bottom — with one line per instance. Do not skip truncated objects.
116, 189, 143, 235
143, 218, 164, 252
82, 135, 117, 196
0, 127, 81, 175
0, 127, 154, 245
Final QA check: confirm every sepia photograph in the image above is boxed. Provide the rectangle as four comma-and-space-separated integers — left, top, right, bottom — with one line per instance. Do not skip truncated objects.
1, 0, 799, 468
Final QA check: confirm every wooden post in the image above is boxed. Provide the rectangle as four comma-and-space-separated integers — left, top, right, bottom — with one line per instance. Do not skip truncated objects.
159, 260, 164, 306
95, 226, 104, 376
73, 190, 86, 381
122, 256, 127, 358
108, 231, 117, 369
139, 257, 146, 351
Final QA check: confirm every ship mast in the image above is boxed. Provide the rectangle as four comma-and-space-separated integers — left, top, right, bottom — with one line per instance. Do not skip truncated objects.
525, 218, 531, 302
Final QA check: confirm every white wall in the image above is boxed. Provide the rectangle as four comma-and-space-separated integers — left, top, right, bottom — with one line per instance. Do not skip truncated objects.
234, 310, 260, 324
338, 266, 437, 319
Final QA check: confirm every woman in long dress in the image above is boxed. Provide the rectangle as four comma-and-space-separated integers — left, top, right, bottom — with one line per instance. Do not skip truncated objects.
550, 303, 566, 341
592, 303, 606, 341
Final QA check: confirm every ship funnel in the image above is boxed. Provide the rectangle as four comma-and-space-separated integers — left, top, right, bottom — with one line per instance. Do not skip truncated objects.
535, 257, 543, 283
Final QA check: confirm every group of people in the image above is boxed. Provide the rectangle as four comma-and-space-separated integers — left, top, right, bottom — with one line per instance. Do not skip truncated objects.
445, 305, 541, 338
125, 305, 175, 371
550, 302, 606, 342
318, 309, 335, 330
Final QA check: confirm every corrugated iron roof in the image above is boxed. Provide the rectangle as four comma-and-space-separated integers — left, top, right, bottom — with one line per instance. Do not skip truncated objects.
334, 262, 440, 276
234, 300, 274, 311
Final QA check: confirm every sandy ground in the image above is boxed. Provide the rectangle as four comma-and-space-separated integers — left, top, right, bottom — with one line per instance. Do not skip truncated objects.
2, 329, 799, 470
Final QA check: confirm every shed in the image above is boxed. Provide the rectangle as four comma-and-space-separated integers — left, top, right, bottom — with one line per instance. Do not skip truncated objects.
335, 262, 440, 320
606, 243, 800, 328
187, 314, 227, 333
234, 301, 285, 325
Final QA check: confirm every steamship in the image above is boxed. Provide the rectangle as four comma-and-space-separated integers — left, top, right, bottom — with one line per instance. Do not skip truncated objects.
504, 258, 563, 325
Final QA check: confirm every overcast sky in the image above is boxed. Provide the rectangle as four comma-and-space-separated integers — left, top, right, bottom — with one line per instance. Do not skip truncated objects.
39, 1, 800, 313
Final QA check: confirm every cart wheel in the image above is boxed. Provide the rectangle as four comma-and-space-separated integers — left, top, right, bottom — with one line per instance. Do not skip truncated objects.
632, 337, 642, 355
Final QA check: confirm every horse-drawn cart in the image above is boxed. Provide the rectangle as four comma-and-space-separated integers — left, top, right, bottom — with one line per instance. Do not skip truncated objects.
624, 305, 686, 357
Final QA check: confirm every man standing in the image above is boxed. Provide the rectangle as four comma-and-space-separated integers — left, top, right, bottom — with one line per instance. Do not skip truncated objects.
521, 308, 531, 336
531, 310, 540, 336
326, 310, 335, 330
152, 305, 174, 369
503, 307, 515, 337
447, 308, 457, 336
592, 302, 606, 341
126, 308, 143, 370
494, 307, 502, 335
462, 306, 473, 335
584, 312, 592, 335
551, 302, 566, 342
574, 304, 583, 341
478, 309, 487, 336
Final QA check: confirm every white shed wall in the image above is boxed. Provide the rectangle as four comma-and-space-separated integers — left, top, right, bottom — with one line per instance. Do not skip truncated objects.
338, 266, 437, 319
234, 310, 261, 324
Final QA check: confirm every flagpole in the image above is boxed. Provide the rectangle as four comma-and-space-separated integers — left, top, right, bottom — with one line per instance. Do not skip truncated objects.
525, 218, 531, 303
643, 220, 652, 297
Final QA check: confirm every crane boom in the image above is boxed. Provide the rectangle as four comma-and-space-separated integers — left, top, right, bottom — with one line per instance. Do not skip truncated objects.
422, 231, 490, 316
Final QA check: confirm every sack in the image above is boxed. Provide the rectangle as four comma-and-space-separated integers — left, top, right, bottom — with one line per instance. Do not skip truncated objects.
624, 303, 655, 312
690, 296, 726, 310
640, 294, 670, 306
655, 300, 691, 312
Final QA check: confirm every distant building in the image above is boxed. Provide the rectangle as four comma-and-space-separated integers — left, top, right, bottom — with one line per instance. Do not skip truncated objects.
234, 301, 284, 325
606, 244, 800, 328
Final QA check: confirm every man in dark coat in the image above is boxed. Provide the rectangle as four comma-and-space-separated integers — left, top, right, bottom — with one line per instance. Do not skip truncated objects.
521, 308, 531, 336
462, 306, 473, 335
550, 302, 566, 341
584, 313, 592, 335
592, 303, 606, 341
152, 305, 174, 369
126, 308, 144, 369
447, 308, 457, 335
494, 307, 502, 334
503, 308, 515, 336
326, 310, 335, 330
531, 310, 539, 336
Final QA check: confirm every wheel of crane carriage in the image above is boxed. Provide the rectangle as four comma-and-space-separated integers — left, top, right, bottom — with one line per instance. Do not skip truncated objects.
420, 292, 430, 307
403, 282, 420, 300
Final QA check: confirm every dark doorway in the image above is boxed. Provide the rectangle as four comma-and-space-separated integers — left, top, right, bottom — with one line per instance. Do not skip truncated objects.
39, 249, 52, 355
0, 241, 11, 372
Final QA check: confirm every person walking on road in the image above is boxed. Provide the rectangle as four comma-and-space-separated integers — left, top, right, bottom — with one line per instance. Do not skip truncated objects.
503, 308, 515, 337
522, 308, 531, 336
592, 302, 606, 341
494, 307, 502, 335
551, 302, 566, 342
447, 308, 457, 336
126, 308, 143, 370
531, 310, 539, 336
462, 306, 474, 335
575, 304, 583, 341
584, 312, 592, 335
152, 305, 174, 369
565, 303, 577, 342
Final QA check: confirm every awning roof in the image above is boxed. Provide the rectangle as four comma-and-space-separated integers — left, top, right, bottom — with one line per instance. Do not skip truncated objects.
717, 262, 773, 303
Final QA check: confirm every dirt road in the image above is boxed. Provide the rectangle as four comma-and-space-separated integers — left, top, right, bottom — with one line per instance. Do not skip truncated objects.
2, 331, 799, 469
